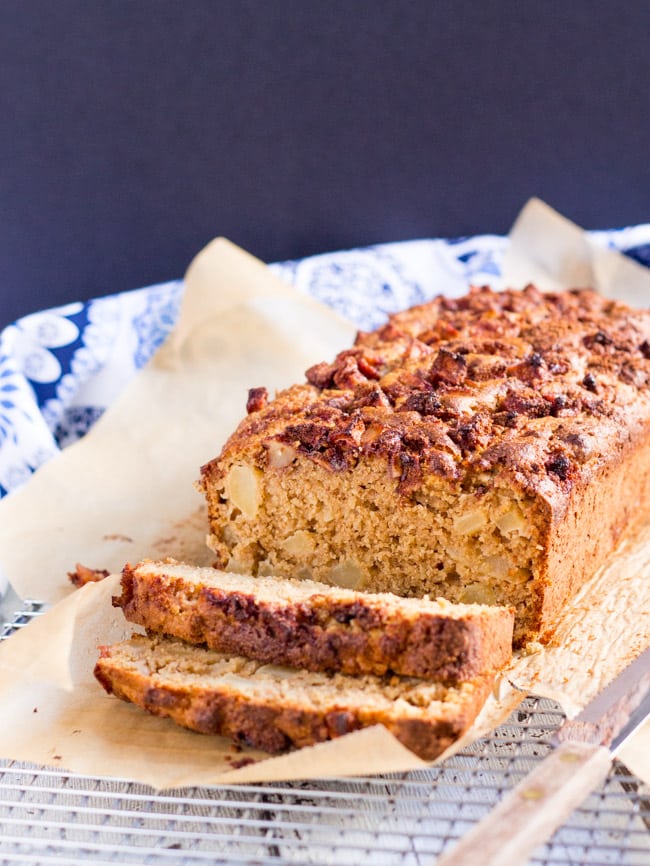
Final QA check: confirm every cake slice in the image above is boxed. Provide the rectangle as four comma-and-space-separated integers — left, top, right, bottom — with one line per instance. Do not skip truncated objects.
94, 634, 494, 760
115, 559, 514, 682
199, 286, 650, 645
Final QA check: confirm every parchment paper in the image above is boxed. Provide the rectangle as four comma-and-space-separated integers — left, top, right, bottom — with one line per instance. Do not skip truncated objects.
0, 238, 356, 602
0, 204, 648, 787
503, 196, 650, 304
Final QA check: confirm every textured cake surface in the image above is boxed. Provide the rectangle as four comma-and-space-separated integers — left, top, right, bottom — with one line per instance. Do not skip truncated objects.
200, 286, 650, 645
116, 559, 514, 681
94, 634, 493, 759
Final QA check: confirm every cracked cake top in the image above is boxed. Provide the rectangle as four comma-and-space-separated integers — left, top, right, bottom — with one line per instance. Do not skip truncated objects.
205, 285, 650, 507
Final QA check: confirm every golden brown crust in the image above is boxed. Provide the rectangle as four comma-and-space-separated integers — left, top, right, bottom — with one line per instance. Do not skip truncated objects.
205, 286, 650, 503
94, 638, 493, 760
537, 430, 650, 640
68, 563, 110, 588
116, 560, 513, 681
199, 286, 650, 645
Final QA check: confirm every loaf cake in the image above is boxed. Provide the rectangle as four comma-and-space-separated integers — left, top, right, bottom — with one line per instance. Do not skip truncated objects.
115, 559, 514, 681
94, 634, 494, 759
199, 285, 650, 645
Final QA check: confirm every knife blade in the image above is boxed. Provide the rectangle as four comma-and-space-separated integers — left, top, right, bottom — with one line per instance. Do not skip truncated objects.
435, 645, 650, 866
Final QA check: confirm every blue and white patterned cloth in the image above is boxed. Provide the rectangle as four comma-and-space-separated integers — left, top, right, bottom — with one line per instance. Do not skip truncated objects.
2, 228, 650, 500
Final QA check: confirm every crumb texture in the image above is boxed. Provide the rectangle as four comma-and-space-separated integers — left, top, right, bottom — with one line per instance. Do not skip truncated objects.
199, 286, 650, 644
116, 559, 514, 681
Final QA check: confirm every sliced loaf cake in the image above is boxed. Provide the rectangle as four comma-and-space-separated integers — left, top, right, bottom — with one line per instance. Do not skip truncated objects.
94, 634, 494, 760
115, 559, 514, 681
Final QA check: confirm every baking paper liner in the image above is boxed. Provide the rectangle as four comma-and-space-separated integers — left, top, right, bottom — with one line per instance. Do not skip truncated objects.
0, 202, 647, 786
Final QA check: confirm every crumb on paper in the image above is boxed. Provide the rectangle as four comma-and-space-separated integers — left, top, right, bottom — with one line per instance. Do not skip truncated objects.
148, 506, 215, 566
523, 641, 543, 656
153, 536, 177, 549
229, 757, 256, 770
68, 563, 110, 588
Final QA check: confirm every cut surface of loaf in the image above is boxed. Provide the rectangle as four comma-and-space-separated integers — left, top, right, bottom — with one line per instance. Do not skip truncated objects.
115, 559, 514, 681
199, 286, 650, 646
94, 634, 494, 760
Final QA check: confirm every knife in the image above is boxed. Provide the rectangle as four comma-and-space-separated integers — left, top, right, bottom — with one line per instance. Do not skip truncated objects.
435, 645, 650, 866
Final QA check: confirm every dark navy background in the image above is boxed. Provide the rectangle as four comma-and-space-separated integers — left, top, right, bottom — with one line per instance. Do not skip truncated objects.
1, 1, 648, 329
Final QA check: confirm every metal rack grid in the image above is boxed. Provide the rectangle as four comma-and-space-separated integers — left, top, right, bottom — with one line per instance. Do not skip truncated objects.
1, 601, 648, 866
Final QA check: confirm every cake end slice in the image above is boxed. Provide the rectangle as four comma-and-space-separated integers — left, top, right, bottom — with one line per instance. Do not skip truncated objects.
94, 634, 495, 760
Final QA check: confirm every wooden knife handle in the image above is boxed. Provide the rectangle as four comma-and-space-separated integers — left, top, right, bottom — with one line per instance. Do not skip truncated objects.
434, 741, 612, 866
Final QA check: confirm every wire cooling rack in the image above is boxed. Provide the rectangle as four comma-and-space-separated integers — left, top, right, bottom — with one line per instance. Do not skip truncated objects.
1, 598, 648, 866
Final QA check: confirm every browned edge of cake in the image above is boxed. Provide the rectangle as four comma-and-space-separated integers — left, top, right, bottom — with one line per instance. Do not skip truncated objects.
94, 635, 494, 760
197, 286, 650, 648
535, 429, 650, 640
115, 559, 514, 682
